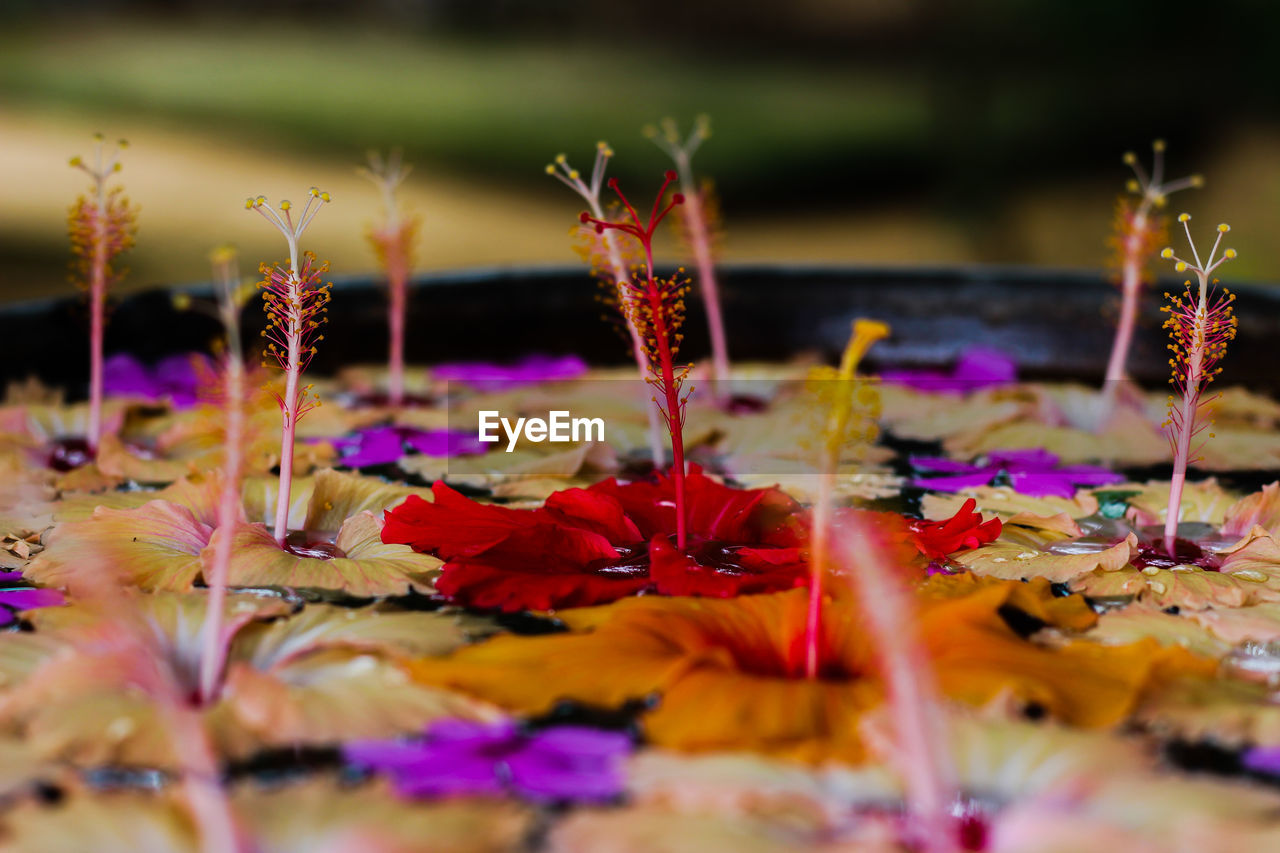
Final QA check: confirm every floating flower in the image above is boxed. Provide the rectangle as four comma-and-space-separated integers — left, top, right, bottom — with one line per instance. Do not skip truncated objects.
908, 498, 1002, 559
911, 448, 1125, 499
410, 580, 1210, 764
324, 425, 486, 469
0, 591, 496, 768
0, 571, 63, 627
432, 354, 589, 393
383, 467, 1000, 612
880, 347, 1016, 394
345, 718, 631, 803
382, 465, 805, 611
102, 352, 212, 410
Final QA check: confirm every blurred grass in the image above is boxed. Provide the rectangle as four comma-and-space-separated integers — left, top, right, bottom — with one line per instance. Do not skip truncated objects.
0, 22, 929, 201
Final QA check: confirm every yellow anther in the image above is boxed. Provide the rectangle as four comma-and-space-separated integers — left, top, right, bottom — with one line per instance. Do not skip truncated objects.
1153, 139, 1166, 152
1175, 262, 1187, 272
1161, 248, 1174, 259
1125, 178, 1140, 193
544, 164, 555, 175
309, 187, 319, 197
1217, 223, 1230, 233
68, 156, 82, 167
568, 170, 580, 180
280, 200, 292, 211
1225, 248, 1238, 259
245, 198, 255, 209
1122, 152, 1137, 165
92, 132, 104, 142
1178, 213, 1191, 222
555, 154, 567, 165
1190, 175, 1205, 188
320, 192, 330, 202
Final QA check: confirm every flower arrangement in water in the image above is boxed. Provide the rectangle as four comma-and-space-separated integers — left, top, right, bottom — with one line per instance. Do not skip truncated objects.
8, 115, 1280, 853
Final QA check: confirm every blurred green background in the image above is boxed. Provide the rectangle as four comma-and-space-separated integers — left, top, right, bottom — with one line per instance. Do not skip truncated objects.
0, 0, 1274, 300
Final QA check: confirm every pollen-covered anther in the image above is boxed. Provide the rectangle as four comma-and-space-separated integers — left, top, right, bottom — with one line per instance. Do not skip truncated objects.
1178, 213, 1191, 222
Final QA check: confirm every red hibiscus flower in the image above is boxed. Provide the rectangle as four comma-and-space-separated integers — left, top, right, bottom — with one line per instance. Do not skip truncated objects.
382, 467, 1001, 613
382, 466, 805, 611
908, 498, 1002, 559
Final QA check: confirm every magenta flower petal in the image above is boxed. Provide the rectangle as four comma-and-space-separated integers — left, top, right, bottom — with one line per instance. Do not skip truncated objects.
0, 584, 65, 626
434, 354, 588, 393
103, 352, 210, 409
343, 718, 630, 803
882, 347, 1017, 393
327, 426, 488, 468
911, 447, 1122, 498
404, 429, 487, 458
912, 472, 1000, 492
1244, 746, 1280, 776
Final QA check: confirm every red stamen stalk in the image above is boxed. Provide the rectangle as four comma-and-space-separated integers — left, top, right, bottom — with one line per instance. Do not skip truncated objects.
359, 151, 416, 408
68, 135, 136, 452
198, 247, 249, 706
646, 116, 731, 397
581, 172, 690, 545
550, 145, 665, 467
1159, 216, 1237, 555
247, 190, 332, 547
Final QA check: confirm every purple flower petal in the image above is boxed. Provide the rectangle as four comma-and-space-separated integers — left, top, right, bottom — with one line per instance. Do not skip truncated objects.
434, 354, 588, 393
404, 429, 487, 458
1007, 471, 1081, 500
344, 719, 630, 804
1243, 746, 1280, 776
909, 456, 985, 474
103, 352, 209, 409
883, 347, 1017, 393
986, 448, 1059, 468
912, 472, 997, 492
0, 571, 23, 584
334, 427, 407, 468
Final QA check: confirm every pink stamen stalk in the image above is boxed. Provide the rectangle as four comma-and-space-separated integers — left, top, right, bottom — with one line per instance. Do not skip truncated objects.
549, 143, 665, 468
198, 247, 249, 706
247, 189, 332, 547
69, 571, 248, 851
1159, 216, 1238, 556
68, 135, 136, 452
646, 116, 731, 398
1102, 142, 1201, 416
834, 515, 957, 853
804, 319, 889, 679
358, 150, 416, 408
581, 172, 690, 548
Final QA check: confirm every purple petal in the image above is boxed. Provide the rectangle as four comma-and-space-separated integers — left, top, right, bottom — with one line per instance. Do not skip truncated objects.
1244, 746, 1280, 776
434, 354, 588, 393
403, 428, 487, 458
507, 727, 630, 803
103, 353, 161, 400
1007, 471, 1081, 499
909, 456, 985, 475
1053, 465, 1126, 488
0, 571, 23, 583
912, 472, 997, 492
882, 347, 1017, 394
985, 448, 1058, 469
954, 347, 1017, 387
334, 427, 407, 468
0, 587, 64, 611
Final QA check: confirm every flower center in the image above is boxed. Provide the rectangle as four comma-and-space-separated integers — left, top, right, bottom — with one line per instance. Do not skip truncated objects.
1133, 537, 1220, 571
284, 531, 347, 560
46, 437, 95, 471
